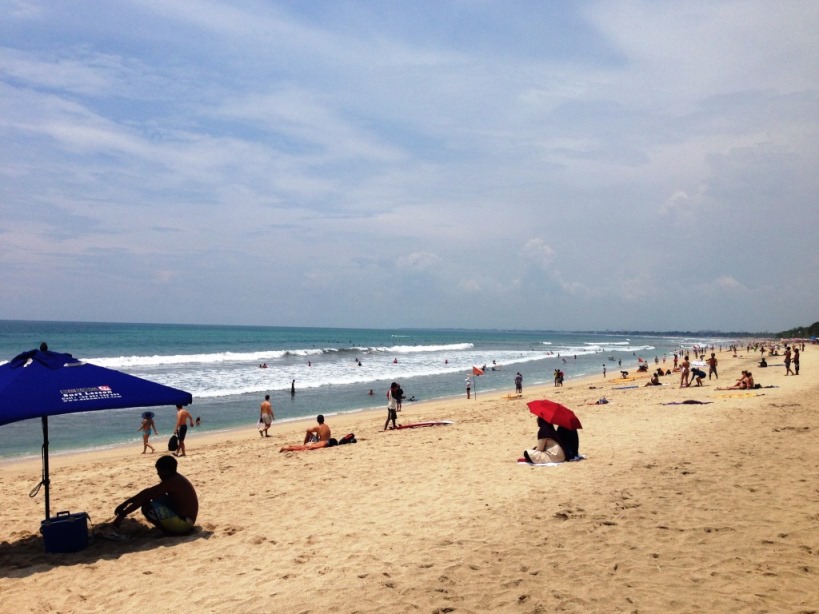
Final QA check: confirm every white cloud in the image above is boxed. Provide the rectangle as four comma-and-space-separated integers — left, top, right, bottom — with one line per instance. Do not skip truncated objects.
712, 276, 746, 291
521, 238, 556, 270
152, 270, 177, 284
396, 251, 442, 272
2, 0, 43, 19
1, 1, 817, 331
458, 279, 481, 293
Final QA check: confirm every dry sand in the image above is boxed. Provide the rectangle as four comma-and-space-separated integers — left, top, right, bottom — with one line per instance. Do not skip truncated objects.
1, 349, 817, 613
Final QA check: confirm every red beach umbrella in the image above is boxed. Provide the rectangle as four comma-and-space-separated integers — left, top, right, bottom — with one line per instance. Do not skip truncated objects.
527, 399, 582, 430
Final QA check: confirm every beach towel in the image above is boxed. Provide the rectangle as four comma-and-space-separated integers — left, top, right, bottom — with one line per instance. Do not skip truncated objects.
613, 385, 639, 390
388, 421, 454, 430
663, 400, 713, 405
517, 455, 586, 466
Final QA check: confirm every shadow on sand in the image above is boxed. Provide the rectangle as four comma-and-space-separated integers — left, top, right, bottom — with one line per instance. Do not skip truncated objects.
0, 518, 213, 578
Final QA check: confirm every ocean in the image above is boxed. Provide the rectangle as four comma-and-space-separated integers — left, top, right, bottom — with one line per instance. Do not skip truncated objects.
0, 321, 737, 460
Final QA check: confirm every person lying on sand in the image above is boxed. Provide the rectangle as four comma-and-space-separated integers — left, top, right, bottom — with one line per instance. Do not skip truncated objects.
113, 455, 198, 536
280, 415, 332, 452
717, 371, 754, 390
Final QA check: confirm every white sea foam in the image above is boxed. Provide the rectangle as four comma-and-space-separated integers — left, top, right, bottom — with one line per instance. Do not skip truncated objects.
143, 347, 553, 398
85, 342, 474, 369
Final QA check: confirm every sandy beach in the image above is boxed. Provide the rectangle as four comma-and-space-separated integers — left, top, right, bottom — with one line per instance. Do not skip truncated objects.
1, 349, 817, 613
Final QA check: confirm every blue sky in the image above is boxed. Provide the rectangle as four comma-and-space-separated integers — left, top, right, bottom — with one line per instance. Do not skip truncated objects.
1, 1, 817, 333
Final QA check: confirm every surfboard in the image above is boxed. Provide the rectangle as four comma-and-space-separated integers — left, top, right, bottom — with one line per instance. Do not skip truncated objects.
391, 420, 454, 430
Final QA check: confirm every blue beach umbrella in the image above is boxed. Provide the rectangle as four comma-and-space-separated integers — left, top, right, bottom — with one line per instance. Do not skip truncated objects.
0, 346, 192, 520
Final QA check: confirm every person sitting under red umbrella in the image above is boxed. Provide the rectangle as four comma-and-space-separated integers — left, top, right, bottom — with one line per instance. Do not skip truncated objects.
523, 417, 568, 463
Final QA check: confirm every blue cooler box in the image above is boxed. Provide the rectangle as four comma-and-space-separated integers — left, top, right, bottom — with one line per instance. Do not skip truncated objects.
40, 511, 90, 553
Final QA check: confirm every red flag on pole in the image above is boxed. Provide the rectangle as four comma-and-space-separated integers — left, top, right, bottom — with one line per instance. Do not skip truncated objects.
472, 366, 484, 376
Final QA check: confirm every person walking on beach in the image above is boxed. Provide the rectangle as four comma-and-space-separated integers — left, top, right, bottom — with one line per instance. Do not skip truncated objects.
784, 346, 794, 375
384, 382, 399, 430
138, 412, 158, 454
515, 372, 523, 394
707, 353, 718, 380
174, 404, 194, 457
113, 455, 198, 536
259, 394, 274, 437
465, 377, 472, 399
793, 346, 800, 375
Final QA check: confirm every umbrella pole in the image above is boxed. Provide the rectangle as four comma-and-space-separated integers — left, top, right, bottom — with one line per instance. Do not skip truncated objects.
42, 416, 51, 520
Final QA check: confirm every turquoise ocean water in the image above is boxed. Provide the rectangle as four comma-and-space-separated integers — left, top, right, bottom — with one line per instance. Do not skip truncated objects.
0, 321, 737, 460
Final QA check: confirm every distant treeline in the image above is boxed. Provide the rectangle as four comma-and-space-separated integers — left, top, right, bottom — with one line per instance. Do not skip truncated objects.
777, 321, 819, 338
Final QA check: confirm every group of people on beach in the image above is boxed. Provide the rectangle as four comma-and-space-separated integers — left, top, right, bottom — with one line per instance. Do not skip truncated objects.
117, 341, 807, 539
118, 408, 199, 536
673, 353, 719, 388
138, 405, 199, 455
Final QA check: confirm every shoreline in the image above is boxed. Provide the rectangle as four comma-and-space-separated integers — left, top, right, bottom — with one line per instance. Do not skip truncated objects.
0, 367, 609, 472
1, 354, 636, 470
0, 345, 769, 472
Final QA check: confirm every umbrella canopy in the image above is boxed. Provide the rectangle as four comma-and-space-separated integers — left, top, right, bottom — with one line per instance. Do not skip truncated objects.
0, 347, 192, 520
527, 399, 582, 430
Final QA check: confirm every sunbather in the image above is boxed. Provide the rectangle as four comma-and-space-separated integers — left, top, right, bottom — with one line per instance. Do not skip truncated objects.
280, 415, 333, 452
717, 371, 754, 390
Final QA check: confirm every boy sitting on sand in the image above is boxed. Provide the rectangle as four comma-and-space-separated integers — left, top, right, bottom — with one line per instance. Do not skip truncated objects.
280, 415, 334, 452
113, 455, 198, 536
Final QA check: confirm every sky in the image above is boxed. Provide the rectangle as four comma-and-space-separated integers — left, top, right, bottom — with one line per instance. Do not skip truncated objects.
1, 0, 817, 333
